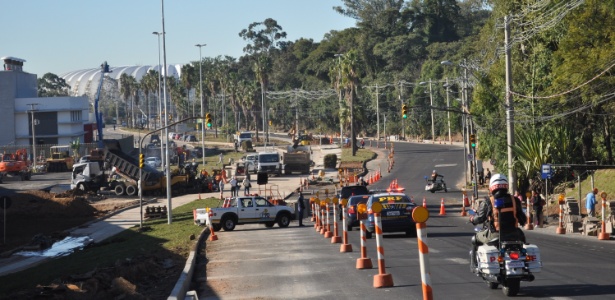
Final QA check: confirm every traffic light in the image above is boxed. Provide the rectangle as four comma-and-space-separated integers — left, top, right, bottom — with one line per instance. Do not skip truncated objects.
205, 113, 212, 128
402, 104, 408, 119
469, 134, 476, 148
139, 153, 144, 168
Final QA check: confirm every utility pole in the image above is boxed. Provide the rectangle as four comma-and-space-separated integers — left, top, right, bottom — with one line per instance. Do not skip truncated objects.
27, 103, 39, 172
400, 82, 405, 140
504, 15, 516, 192
376, 84, 380, 141
445, 77, 451, 144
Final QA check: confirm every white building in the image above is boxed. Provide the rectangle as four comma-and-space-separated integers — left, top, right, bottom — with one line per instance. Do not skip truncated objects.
0, 56, 90, 146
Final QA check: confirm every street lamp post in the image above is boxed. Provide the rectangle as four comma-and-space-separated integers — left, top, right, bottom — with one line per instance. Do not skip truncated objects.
160, 0, 173, 224
334, 53, 343, 147
153, 31, 164, 167
196, 44, 206, 166
27, 103, 39, 172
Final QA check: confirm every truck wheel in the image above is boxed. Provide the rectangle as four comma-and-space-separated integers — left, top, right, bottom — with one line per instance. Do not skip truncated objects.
114, 184, 126, 196
221, 217, 236, 231
277, 213, 291, 228
126, 185, 137, 196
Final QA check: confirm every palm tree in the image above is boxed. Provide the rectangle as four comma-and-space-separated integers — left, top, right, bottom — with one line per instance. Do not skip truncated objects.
340, 50, 360, 156
180, 64, 197, 117
119, 74, 136, 127
141, 71, 158, 129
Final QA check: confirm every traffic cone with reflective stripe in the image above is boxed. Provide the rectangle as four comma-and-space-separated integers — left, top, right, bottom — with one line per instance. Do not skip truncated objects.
439, 198, 446, 216
423, 197, 427, 208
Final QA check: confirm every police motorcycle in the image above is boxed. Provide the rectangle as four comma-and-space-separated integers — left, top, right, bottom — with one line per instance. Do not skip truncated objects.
424, 174, 447, 193
468, 204, 542, 297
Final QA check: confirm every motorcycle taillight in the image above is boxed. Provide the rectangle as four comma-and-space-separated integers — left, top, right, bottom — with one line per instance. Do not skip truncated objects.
509, 252, 520, 260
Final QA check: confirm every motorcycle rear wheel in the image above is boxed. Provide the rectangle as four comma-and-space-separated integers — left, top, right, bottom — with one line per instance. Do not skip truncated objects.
502, 278, 520, 296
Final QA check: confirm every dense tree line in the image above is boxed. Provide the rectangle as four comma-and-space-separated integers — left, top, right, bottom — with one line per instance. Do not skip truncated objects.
38, 0, 615, 191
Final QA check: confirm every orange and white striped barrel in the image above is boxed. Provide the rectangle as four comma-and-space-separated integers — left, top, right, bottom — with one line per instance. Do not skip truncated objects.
340, 199, 352, 252
372, 210, 394, 288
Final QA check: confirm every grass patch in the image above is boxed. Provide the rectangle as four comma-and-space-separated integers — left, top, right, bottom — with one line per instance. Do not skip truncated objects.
562, 169, 615, 217
0, 197, 221, 297
341, 147, 376, 163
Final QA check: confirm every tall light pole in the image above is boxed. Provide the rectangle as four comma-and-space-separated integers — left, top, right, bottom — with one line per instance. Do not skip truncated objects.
196, 43, 206, 166
27, 103, 39, 172
153, 31, 164, 166
419, 80, 435, 143
334, 53, 343, 147
160, 0, 173, 224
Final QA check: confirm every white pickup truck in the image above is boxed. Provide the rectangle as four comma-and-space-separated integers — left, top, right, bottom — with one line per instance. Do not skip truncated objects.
195, 195, 295, 231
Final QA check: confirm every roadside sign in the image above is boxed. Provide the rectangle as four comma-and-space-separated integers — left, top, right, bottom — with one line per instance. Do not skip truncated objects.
467, 154, 473, 161
541, 164, 552, 179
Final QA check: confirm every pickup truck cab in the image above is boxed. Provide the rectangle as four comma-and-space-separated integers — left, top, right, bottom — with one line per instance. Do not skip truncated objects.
203, 196, 295, 231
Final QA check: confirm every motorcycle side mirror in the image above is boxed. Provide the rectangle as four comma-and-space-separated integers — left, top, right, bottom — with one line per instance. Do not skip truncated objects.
424, 175, 428, 180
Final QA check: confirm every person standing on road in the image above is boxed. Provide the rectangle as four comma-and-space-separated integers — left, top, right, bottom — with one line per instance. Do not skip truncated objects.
242, 176, 252, 195
586, 188, 598, 217
531, 190, 545, 227
218, 153, 224, 166
297, 191, 306, 226
229, 176, 238, 197
219, 178, 226, 199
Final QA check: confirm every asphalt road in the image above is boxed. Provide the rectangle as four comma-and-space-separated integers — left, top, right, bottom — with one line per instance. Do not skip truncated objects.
197, 140, 615, 300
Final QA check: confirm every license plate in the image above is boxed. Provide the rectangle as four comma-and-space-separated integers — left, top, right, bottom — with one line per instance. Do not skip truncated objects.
507, 261, 524, 268
387, 211, 400, 216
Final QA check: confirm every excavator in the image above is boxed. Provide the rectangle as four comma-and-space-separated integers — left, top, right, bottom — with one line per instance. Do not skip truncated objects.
0, 148, 32, 182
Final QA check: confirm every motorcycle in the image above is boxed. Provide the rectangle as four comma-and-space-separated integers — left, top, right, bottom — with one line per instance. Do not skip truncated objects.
424, 175, 447, 193
468, 208, 542, 296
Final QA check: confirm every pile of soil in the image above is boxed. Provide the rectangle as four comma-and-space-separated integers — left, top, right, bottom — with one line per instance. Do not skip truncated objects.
0, 189, 179, 299
0, 189, 135, 255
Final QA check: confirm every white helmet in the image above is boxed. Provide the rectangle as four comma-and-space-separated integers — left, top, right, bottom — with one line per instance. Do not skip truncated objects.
489, 173, 509, 194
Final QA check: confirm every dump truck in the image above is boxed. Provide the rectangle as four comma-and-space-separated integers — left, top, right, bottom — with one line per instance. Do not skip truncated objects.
282, 145, 311, 175
71, 140, 207, 196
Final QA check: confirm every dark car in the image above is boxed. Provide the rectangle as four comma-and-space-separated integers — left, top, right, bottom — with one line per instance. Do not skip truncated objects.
150, 134, 160, 145
337, 184, 370, 220
344, 195, 370, 231
364, 192, 417, 239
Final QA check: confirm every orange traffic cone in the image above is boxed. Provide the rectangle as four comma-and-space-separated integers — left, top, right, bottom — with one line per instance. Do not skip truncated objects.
423, 197, 427, 208
208, 210, 219, 241
439, 198, 446, 216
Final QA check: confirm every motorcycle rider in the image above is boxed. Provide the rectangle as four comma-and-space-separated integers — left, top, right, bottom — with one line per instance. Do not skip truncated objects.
469, 173, 527, 272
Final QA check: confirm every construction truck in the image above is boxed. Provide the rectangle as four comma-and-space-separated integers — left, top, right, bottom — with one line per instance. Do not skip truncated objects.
0, 149, 32, 183
71, 140, 207, 196
283, 145, 311, 175
46, 145, 75, 172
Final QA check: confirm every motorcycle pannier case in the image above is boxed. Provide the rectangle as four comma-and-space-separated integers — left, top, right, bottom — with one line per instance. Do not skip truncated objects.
477, 245, 500, 274
523, 244, 542, 272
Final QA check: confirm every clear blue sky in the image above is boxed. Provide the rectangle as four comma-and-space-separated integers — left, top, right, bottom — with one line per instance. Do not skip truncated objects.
1, 0, 355, 77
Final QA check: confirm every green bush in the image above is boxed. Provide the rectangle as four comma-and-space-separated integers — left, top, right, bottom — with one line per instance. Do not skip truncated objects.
324, 154, 338, 169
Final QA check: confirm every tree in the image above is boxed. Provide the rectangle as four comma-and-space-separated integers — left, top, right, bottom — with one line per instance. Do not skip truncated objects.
37, 73, 70, 97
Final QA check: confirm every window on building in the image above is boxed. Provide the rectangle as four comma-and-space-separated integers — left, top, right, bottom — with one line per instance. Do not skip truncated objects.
71, 111, 82, 122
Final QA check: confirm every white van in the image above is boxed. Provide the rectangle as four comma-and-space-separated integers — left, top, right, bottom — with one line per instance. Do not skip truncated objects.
244, 153, 259, 174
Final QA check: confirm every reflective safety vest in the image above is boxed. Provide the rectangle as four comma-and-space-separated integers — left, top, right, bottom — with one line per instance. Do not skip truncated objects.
488, 195, 519, 232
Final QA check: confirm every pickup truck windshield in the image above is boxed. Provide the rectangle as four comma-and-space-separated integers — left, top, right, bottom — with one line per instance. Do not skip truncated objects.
259, 154, 279, 163
239, 133, 251, 138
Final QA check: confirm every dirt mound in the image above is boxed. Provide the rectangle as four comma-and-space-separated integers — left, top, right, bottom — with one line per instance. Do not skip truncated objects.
0, 190, 135, 254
